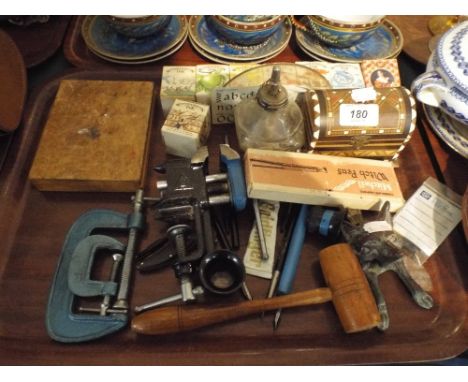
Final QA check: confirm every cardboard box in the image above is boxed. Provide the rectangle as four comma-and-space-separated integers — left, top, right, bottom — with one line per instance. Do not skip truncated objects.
228, 63, 260, 80
161, 99, 211, 158
195, 64, 230, 105
361, 59, 401, 88
244, 148, 405, 211
210, 86, 258, 125
296, 61, 365, 89
160, 66, 196, 117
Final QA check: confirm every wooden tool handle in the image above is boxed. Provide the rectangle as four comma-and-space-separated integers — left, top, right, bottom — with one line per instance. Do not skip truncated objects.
319, 243, 381, 333
132, 288, 332, 335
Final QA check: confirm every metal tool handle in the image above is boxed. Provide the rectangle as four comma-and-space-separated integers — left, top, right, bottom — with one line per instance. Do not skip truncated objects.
253, 199, 269, 260
114, 189, 144, 310
276, 204, 308, 295
134, 286, 205, 314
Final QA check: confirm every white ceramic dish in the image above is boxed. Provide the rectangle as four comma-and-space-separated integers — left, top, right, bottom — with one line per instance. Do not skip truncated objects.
412, 21, 468, 125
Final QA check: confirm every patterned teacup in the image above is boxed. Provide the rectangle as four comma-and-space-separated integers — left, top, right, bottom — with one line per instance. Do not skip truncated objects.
306, 15, 385, 48
104, 15, 172, 38
412, 21, 468, 125
207, 15, 285, 46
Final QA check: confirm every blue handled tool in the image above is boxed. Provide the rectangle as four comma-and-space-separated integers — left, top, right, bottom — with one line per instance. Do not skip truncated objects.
220, 142, 247, 212
265, 203, 300, 299
273, 204, 308, 329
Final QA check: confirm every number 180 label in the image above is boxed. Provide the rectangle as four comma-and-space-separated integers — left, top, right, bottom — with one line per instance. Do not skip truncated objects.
339, 104, 379, 127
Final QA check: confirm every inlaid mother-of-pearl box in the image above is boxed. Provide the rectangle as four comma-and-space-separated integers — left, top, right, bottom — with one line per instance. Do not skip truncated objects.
300, 87, 417, 161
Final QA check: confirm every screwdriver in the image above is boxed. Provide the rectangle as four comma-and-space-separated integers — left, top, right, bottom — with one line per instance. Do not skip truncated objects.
265, 203, 300, 299
273, 204, 309, 330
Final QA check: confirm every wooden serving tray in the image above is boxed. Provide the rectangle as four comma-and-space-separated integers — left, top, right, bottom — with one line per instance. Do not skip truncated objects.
1, 16, 71, 68
0, 133, 13, 172
419, 109, 468, 196
0, 69, 467, 365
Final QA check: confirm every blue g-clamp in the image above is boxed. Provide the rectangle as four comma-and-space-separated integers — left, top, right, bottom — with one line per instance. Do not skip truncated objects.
46, 191, 145, 343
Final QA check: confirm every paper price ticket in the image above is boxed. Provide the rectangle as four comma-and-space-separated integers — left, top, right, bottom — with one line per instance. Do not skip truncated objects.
393, 177, 462, 260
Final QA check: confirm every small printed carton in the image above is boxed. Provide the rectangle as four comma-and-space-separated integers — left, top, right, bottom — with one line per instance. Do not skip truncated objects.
160, 66, 196, 117
161, 99, 211, 158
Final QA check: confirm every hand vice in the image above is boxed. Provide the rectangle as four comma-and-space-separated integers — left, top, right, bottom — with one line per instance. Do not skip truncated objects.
46, 190, 145, 343
136, 145, 248, 308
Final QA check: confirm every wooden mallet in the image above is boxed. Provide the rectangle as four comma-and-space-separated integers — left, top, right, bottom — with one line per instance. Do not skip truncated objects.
131, 243, 381, 335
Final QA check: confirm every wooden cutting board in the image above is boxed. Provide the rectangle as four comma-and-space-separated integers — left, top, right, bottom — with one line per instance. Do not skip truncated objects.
29, 79, 154, 192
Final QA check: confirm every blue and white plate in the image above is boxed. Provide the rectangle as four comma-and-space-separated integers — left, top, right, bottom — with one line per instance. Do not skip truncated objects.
423, 104, 468, 159
188, 31, 287, 64
90, 33, 187, 65
296, 18, 403, 63
81, 15, 188, 62
188, 15, 291, 62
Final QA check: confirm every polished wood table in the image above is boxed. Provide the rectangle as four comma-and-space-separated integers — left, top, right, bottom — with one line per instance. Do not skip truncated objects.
0, 16, 466, 365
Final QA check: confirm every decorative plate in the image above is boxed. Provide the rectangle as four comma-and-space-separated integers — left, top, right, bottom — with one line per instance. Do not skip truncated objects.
225, 63, 330, 89
89, 31, 187, 65
294, 46, 325, 62
423, 103, 468, 159
189, 32, 286, 64
188, 15, 292, 62
81, 15, 187, 61
295, 18, 403, 63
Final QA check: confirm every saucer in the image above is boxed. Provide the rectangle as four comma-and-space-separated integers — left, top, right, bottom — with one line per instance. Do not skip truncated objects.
188, 15, 292, 62
423, 104, 468, 159
81, 15, 188, 62
296, 18, 403, 63
189, 32, 287, 64
89, 32, 187, 65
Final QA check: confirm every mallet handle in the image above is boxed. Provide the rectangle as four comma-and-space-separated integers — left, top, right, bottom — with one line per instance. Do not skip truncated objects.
132, 243, 380, 335
132, 288, 332, 335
